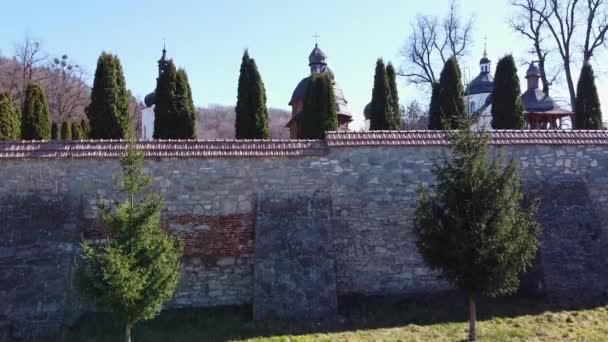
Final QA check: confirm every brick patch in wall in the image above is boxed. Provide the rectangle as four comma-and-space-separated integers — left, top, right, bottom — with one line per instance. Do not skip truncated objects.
84, 213, 254, 267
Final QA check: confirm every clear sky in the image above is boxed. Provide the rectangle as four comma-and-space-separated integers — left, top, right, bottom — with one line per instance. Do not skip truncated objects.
1, 0, 606, 130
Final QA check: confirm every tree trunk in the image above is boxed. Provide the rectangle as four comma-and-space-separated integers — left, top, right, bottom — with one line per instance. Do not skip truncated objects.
125, 322, 131, 342
563, 62, 576, 111
468, 295, 477, 342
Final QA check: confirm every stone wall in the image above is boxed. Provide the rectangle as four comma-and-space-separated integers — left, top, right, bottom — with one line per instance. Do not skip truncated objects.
1, 132, 608, 338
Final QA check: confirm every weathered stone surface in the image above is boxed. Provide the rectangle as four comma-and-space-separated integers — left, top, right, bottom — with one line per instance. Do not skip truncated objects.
253, 191, 337, 321
1, 144, 608, 339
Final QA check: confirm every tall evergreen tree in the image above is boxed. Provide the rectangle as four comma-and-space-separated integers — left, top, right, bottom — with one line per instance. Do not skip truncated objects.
51, 122, 60, 140
386, 62, 401, 129
0, 92, 20, 140
437, 57, 465, 129
413, 118, 541, 342
86, 53, 130, 139
235, 50, 270, 139
575, 62, 602, 129
61, 120, 72, 140
21, 83, 51, 140
491, 55, 525, 129
369, 59, 394, 130
76, 142, 183, 342
153, 60, 178, 139
174, 69, 197, 139
81, 118, 90, 139
72, 121, 84, 140
427, 82, 442, 130
300, 73, 338, 139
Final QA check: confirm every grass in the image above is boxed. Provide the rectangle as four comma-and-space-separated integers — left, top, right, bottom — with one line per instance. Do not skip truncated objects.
62, 294, 608, 342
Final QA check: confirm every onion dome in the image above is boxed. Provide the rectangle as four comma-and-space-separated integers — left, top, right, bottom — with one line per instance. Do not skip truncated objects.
309, 44, 327, 66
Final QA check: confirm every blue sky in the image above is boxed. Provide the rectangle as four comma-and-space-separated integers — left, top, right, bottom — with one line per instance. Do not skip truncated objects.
1, 0, 606, 129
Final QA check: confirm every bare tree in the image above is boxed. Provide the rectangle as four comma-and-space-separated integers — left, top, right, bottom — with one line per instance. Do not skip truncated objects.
399, 0, 473, 89
45, 55, 88, 121
511, 0, 560, 94
522, 0, 608, 108
14, 34, 47, 103
582, 0, 608, 61
402, 100, 428, 130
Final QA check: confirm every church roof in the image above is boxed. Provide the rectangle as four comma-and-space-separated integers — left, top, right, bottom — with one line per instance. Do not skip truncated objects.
465, 72, 494, 95
521, 88, 571, 115
144, 91, 156, 107
287, 73, 352, 119
309, 44, 327, 65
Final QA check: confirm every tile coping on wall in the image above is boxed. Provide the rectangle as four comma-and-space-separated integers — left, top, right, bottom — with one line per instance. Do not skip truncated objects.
2, 130, 608, 159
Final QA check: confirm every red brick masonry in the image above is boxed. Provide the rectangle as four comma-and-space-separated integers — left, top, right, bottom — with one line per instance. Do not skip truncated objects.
85, 213, 255, 267
3, 130, 608, 159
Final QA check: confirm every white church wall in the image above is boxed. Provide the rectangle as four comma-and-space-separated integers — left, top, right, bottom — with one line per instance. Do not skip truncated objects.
141, 107, 154, 140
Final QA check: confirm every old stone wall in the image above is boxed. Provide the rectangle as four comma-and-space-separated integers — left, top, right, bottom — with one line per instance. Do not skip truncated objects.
1, 133, 608, 338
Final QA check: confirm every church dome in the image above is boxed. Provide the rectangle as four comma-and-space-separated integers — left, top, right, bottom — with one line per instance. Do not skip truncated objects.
480, 56, 490, 64
309, 44, 327, 66
526, 63, 541, 78
465, 72, 494, 96
144, 91, 156, 107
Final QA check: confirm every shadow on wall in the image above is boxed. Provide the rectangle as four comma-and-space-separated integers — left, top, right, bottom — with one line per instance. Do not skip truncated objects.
522, 179, 608, 302
0, 194, 84, 340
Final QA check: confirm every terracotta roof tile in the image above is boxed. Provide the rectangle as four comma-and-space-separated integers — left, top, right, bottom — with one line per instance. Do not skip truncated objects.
2, 130, 608, 159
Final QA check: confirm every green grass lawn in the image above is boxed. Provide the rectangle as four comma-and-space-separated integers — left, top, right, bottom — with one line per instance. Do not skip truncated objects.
63, 295, 608, 342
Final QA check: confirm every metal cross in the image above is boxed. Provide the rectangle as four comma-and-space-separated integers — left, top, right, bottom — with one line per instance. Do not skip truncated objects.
313, 33, 320, 45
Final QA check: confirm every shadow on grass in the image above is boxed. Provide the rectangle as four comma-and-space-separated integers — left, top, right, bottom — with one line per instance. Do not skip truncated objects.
62, 293, 607, 342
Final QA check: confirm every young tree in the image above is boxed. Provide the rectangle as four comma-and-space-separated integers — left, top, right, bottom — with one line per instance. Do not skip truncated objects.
153, 60, 178, 139
369, 59, 394, 130
413, 118, 541, 342
86, 53, 130, 139
72, 120, 84, 140
491, 55, 525, 129
76, 142, 183, 342
61, 120, 72, 140
174, 69, 197, 139
427, 82, 443, 129
300, 73, 338, 139
386, 62, 401, 129
0, 92, 21, 140
575, 62, 602, 129
51, 122, 60, 140
21, 83, 50, 140
437, 57, 465, 129
235, 50, 270, 139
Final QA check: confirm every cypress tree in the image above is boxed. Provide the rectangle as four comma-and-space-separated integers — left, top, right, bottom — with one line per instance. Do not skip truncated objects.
61, 120, 72, 140
414, 118, 541, 342
51, 122, 60, 140
175, 69, 197, 139
437, 57, 465, 129
72, 121, 84, 140
0, 92, 20, 140
21, 83, 51, 140
81, 118, 90, 139
369, 59, 393, 130
428, 82, 442, 130
86, 53, 130, 139
575, 62, 602, 129
235, 50, 270, 139
76, 142, 183, 342
153, 60, 178, 139
491, 55, 525, 129
387, 62, 401, 129
300, 73, 338, 139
